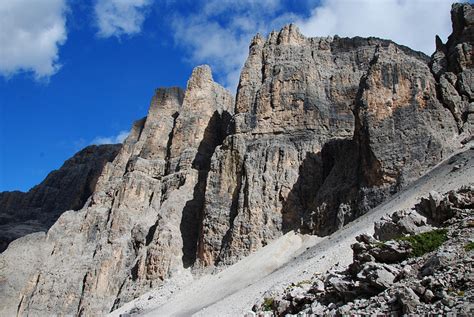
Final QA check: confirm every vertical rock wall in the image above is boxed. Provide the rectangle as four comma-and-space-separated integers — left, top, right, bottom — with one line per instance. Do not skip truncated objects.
431, 3, 473, 133
198, 24, 459, 267
0, 66, 234, 316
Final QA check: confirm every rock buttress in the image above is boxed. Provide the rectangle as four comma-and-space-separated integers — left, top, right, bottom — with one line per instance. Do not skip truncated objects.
198, 24, 460, 266
0, 66, 234, 316
431, 3, 473, 133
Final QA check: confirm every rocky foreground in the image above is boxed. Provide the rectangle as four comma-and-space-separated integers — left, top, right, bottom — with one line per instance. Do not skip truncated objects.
253, 187, 474, 316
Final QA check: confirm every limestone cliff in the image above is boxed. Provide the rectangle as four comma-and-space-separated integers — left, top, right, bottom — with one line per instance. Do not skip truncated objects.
0, 4, 471, 316
198, 25, 458, 266
0, 66, 234, 316
0, 144, 120, 252
431, 3, 474, 132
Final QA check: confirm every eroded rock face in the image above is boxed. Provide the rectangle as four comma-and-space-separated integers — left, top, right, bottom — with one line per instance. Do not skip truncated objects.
354, 42, 458, 191
198, 24, 458, 266
431, 3, 474, 132
0, 144, 121, 252
0, 66, 234, 316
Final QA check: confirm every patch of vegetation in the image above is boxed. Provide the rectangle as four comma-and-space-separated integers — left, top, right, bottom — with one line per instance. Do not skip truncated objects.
465, 241, 474, 252
262, 297, 274, 311
448, 287, 466, 297
296, 280, 312, 287
397, 229, 448, 257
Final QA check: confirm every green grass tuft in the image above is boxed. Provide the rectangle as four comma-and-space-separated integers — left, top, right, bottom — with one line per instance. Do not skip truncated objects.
397, 229, 448, 257
465, 242, 474, 252
296, 280, 312, 287
262, 297, 274, 311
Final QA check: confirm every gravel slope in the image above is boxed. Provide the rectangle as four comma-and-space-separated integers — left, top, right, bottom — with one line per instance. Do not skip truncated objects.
111, 145, 473, 317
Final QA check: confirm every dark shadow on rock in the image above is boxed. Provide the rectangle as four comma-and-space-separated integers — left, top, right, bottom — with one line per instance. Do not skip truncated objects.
214, 158, 244, 266
180, 110, 232, 268
309, 139, 361, 235
281, 139, 362, 236
281, 151, 324, 234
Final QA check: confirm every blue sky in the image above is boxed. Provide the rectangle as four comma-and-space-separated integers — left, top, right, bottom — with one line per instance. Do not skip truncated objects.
0, 0, 463, 191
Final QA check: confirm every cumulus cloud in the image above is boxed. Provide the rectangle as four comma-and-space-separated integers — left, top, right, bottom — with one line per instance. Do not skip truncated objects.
91, 130, 129, 145
95, 0, 153, 38
171, 0, 457, 91
297, 0, 455, 55
170, 0, 298, 90
0, 0, 68, 79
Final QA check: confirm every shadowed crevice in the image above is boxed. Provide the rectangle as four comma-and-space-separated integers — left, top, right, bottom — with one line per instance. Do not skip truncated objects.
280, 139, 361, 236
164, 112, 180, 176
180, 110, 233, 268
281, 151, 323, 234
215, 159, 244, 266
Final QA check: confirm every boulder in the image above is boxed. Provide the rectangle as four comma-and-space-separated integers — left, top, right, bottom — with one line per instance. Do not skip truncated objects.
396, 286, 422, 314
421, 250, 456, 276
374, 209, 430, 241
356, 262, 398, 292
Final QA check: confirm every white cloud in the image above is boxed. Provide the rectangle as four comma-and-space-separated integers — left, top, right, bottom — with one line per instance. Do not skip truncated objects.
95, 0, 153, 38
296, 0, 456, 55
171, 0, 457, 91
0, 0, 68, 79
92, 130, 129, 145
170, 0, 298, 90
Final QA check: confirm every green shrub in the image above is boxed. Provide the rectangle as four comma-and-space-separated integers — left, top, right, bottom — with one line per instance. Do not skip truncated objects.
465, 242, 474, 252
263, 297, 274, 311
398, 229, 448, 257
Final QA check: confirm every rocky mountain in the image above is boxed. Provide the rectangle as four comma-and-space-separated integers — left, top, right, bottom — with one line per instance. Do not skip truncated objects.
0, 144, 120, 252
0, 3, 472, 316
112, 147, 472, 316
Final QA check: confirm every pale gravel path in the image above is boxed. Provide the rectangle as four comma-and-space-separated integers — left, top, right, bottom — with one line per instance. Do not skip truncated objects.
111, 146, 473, 317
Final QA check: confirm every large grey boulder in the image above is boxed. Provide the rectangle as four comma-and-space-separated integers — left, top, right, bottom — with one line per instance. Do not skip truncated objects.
374, 209, 430, 241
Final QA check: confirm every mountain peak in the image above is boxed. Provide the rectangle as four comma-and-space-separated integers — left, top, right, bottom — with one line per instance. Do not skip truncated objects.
187, 65, 214, 90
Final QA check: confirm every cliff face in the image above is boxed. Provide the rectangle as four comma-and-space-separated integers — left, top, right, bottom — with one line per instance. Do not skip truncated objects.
0, 67, 235, 316
0, 144, 120, 252
431, 3, 474, 132
0, 4, 471, 316
198, 25, 458, 266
